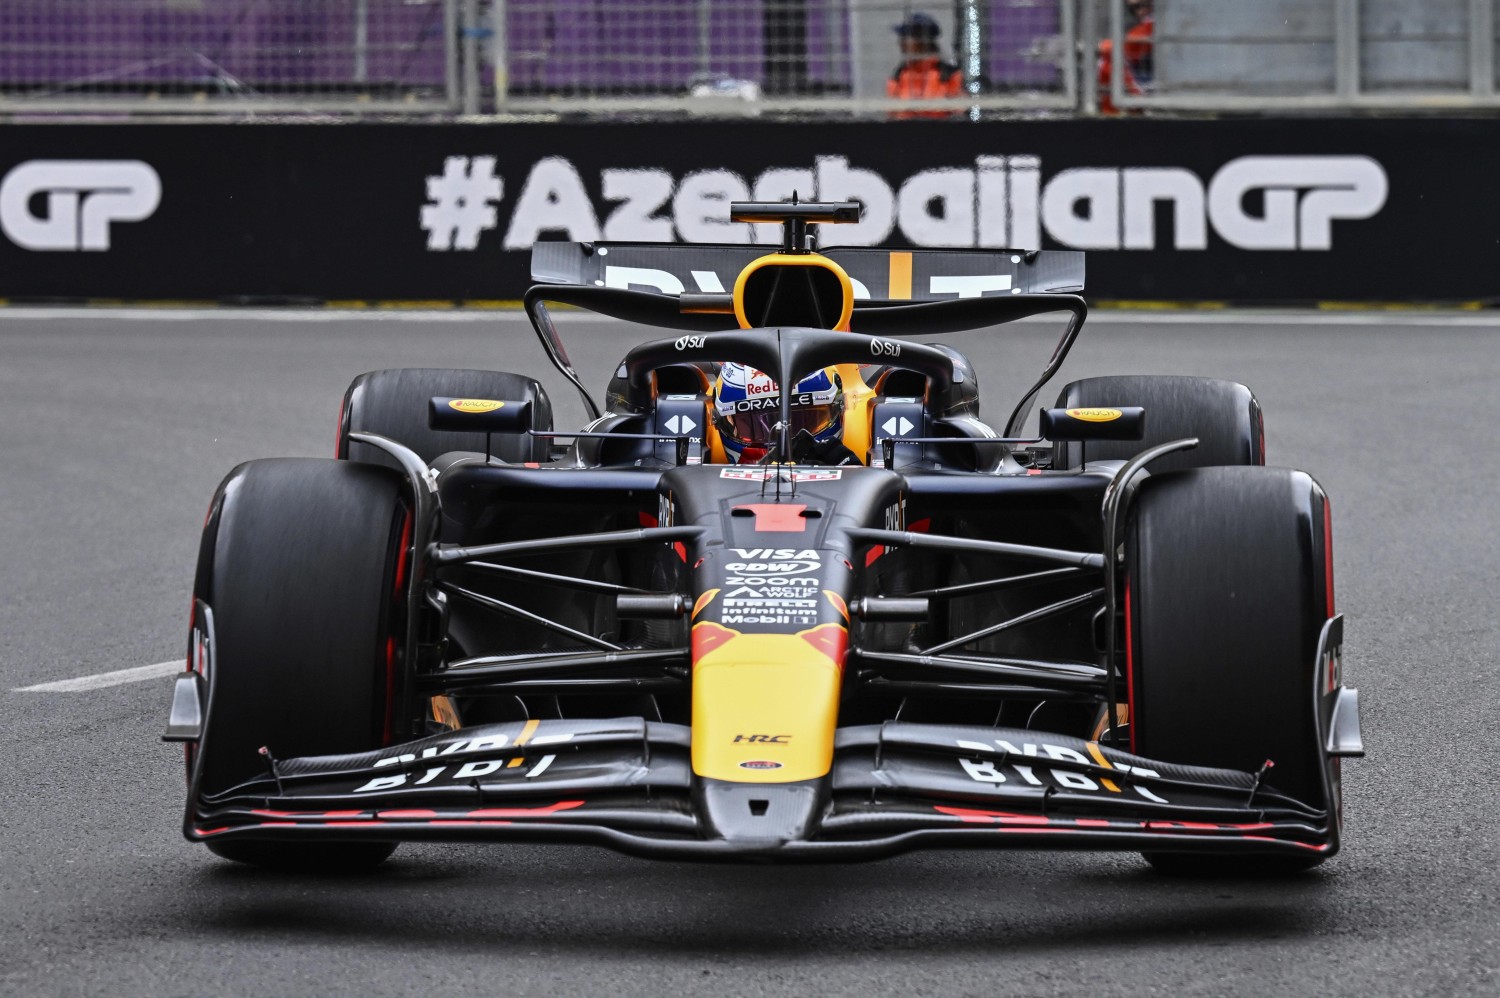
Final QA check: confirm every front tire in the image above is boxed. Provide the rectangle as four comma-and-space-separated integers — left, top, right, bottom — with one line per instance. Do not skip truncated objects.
1126, 466, 1335, 875
192, 458, 412, 870
1054, 375, 1263, 472
339, 367, 553, 468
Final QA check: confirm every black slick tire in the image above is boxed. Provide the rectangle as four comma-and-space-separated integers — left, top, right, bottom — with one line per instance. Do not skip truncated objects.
1125, 466, 1335, 875
1054, 375, 1263, 472
192, 458, 412, 871
338, 367, 553, 467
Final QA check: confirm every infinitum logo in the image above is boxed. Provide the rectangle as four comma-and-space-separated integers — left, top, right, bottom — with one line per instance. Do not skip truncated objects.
0, 160, 161, 251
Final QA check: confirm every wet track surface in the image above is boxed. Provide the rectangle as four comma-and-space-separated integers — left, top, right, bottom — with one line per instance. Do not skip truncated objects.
2, 307, 1497, 997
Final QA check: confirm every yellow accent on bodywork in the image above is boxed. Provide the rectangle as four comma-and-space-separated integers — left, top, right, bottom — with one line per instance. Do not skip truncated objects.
732, 252, 854, 332
836, 363, 875, 461
692, 632, 842, 782
887, 251, 913, 300
1085, 740, 1123, 793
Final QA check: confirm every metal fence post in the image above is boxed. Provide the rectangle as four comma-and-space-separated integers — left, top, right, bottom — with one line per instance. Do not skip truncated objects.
956, 0, 983, 95
696, 0, 713, 79
354, 0, 369, 84
493, 0, 509, 111
444, 0, 461, 110
1108, 0, 1124, 111
1335, 0, 1360, 99
848, 1, 865, 100
1059, 0, 1079, 111
1471, 0, 1495, 97
462, 0, 480, 114
1079, 0, 1098, 115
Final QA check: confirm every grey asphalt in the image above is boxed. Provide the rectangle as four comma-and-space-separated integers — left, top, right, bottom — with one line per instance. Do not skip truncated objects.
2, 308, 1496, 997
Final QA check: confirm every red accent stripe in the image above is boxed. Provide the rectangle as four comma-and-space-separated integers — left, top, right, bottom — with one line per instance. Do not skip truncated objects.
468, 800, 585, 818
673, 542, 687, 562
384, 505, 414, 746
865, 546, 882, 567
382, 809, 439, 819
638, 511, 658, 528
797, 624, 848, 668
1124, 576, 1137, 754
908, 517, 931, 534
393, 507, 413, 602
736, 503, 808, 533
934, 806, 1053, 826
1242, 836, 1330, 852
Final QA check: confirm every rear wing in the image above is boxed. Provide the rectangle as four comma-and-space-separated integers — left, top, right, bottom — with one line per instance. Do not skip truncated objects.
531, 242, 1084, 303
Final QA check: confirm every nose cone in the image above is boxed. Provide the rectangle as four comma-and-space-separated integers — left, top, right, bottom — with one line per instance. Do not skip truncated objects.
696, 779, 826, 849
690, 626, 846, 783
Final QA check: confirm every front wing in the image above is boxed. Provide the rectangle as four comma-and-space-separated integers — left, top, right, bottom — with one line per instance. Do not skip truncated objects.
186, 717, 1335, 861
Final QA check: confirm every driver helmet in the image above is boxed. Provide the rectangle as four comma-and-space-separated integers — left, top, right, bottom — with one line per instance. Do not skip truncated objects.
713, 363, 845, 463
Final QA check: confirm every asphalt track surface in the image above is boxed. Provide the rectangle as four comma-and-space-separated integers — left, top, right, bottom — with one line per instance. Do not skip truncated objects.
2, 307, 1497, 998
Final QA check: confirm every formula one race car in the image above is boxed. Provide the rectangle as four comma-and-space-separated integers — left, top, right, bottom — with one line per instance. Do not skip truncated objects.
166, 200, 1362, 874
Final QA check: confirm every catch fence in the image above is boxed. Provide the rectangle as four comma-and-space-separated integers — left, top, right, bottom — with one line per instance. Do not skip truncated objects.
2, 1, 1498, 116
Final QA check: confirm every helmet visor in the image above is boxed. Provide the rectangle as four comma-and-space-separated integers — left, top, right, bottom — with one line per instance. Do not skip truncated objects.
724, 404, 837, 449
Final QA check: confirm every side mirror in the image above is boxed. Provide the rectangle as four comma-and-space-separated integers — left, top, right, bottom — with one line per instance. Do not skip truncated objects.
1039, 406, 1145, 441
428, 397, 533, 434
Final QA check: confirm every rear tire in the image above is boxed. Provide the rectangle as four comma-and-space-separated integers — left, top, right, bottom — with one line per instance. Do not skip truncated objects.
192, 458, 412, 871
1126, 466, 1335, 875
1053, 375, 1263, 472
338, 368, 553, 468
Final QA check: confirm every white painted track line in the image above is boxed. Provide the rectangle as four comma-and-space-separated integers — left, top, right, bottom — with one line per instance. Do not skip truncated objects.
15, 660, 183, 693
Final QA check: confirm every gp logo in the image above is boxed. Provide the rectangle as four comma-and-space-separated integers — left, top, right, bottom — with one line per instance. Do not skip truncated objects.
0, 160, 161, 251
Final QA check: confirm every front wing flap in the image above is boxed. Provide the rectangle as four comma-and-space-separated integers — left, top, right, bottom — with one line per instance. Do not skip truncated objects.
188, 718, 1332, 861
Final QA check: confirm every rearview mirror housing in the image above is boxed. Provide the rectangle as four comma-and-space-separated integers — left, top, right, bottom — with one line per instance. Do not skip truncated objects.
1039, 406, 1145, 441
428, 397, 533, 434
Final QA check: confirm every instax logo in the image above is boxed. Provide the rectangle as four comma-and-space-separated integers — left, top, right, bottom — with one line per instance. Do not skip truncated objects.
0, 160, 161, 251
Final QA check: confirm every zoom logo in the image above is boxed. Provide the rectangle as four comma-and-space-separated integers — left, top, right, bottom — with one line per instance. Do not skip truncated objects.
0, 160, 161, 251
